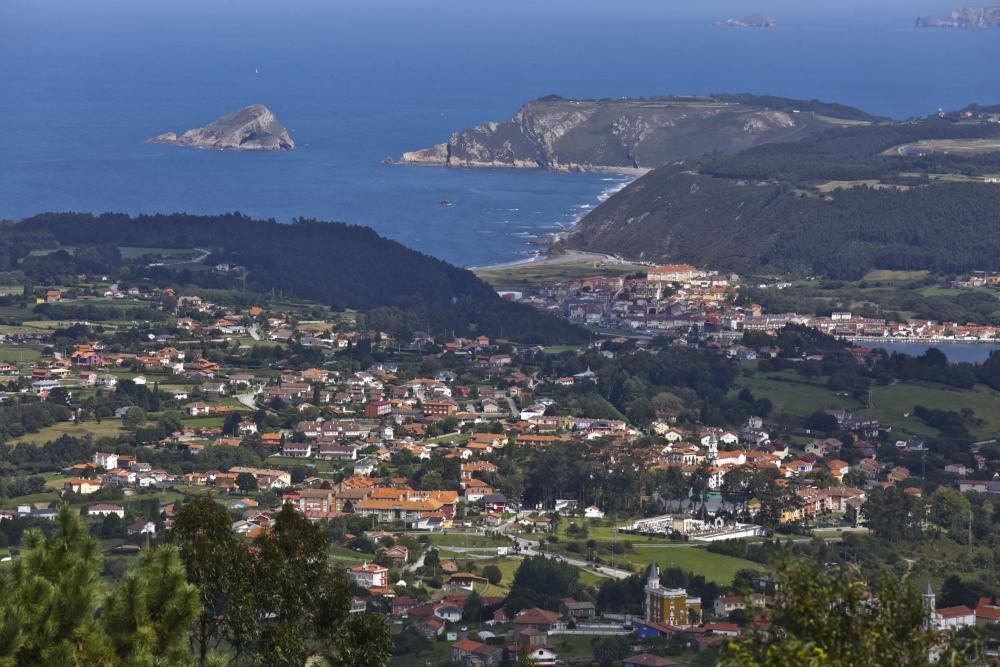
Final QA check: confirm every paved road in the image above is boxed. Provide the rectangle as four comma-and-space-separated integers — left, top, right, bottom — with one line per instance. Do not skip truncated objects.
510, 534, 633, 581
147, 247, 210, 268
404, 549, 427, 574
235, 391, 259, 410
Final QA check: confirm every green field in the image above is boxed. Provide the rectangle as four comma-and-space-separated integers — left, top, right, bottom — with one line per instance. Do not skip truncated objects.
0, 320, 65, 333
552, 520, 676, 545
619, 546, 764, 585
860, 381, 1000, 440
0, 492, 61, 509
474, 252, 646, 292
733, 365, 1000, 440
861, 270, 930, 283
12, 420, 125, 446
118, 246, 201, 261
179, 415, 226, 429
731, 369, 858, 417
0, 345, 42, 363
547, 521, 763, 585
468, 556, 523, 595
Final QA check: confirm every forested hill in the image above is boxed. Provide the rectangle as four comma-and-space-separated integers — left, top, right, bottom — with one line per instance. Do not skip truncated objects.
2, 213, 586, 343
560, 110, 1000, 279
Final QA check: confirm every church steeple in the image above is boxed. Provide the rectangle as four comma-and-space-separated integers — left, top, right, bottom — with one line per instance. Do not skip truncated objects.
647, 561, 660, 587
923, 582, 936, 629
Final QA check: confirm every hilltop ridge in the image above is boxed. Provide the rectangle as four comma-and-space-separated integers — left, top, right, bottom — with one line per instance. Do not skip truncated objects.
401, 94, 878, 172
558, 106, 1000, 279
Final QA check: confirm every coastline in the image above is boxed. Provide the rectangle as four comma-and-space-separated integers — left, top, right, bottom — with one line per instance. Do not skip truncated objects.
470, 249, 632, 272
848, 337, 1000, 346
396, 156, 650, 177
471, 173, 636, 271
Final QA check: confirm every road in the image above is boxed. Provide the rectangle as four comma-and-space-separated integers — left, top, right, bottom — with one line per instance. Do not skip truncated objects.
404, 549, 427, 574
235, 391, 259, 410
510, 534, 633, 581
146, 247, 211, 268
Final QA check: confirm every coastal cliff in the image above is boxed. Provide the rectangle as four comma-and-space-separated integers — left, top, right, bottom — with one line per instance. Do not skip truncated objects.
401, 95, 875, 172
917, 6, 1000, 28
149, 104, 295, 151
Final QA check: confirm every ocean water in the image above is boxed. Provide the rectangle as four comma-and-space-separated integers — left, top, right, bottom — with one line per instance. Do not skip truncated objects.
1, 0, 999, 267
875, 342, 1000, 365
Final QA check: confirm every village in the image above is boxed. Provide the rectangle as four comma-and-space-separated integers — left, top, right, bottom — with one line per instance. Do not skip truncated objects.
2, 270, 1000, 665
505, 262, 1000, 344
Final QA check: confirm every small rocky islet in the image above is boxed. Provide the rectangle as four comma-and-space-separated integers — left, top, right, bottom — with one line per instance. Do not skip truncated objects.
148, 104, 295, 151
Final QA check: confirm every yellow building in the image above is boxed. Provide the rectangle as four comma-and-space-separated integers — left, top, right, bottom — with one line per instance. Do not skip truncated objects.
644, 562, 702, 627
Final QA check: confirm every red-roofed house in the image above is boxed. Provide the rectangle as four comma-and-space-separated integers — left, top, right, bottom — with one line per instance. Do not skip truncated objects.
935, 605, 976, 630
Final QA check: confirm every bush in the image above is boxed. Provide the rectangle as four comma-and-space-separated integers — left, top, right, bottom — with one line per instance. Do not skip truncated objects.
483, 564, 502, 585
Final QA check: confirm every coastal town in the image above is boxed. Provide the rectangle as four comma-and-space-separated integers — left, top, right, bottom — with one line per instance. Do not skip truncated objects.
505, 262, 1000, 345
2, 260, 1000, 665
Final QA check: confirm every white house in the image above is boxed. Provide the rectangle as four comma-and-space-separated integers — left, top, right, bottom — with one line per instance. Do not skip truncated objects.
584, 505, 605, 519
348, 563, 388, 589
934, 605, 976, 630
93, 451, 119, 470
88, 504, 125, 518
186, 402, 211, 417
128, 520, 157, 536
523, 647, 557, 667
433, 605, 463, 623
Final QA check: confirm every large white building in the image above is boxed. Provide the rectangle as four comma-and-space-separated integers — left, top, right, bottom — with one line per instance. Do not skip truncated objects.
348, 563, 388, 589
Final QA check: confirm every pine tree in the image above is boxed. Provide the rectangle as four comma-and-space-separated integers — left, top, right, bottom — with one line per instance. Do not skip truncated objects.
101, 547, 200, 666
0, 504, 114, 665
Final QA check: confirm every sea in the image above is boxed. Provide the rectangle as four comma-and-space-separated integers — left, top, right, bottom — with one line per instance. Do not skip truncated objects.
2, 0, 999, 268
874, 342, 1000, 364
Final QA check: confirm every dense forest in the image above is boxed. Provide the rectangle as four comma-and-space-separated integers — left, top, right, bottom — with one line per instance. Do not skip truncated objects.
561, 113, 1000, 279
0, 213, 586, 343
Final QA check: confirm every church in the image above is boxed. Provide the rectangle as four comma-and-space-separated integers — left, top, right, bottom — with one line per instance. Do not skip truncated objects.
644, 562, 702, 627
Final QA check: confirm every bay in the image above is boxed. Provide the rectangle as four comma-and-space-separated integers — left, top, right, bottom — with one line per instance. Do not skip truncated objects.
1, 0, 998, 267
872, 342, 1000, 364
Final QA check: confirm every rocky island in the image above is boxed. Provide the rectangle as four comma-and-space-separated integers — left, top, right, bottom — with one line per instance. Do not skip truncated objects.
148, 104, 295, 151
716, 15, 777, 28
401, 94, 877, 172
917, 6, 1000, 28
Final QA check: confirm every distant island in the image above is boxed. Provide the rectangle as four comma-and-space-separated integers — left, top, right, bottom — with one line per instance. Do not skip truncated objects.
916, 6, 1000, 28
401, 94, 877, 172
148, 104, 295, 151
715, 15, 776, 28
